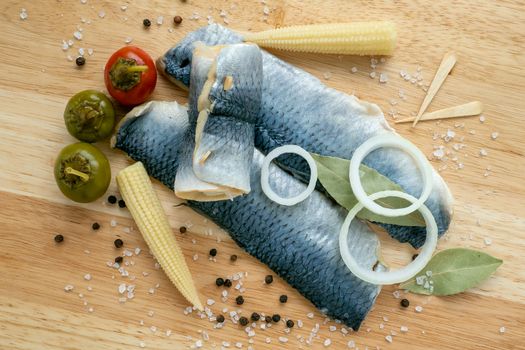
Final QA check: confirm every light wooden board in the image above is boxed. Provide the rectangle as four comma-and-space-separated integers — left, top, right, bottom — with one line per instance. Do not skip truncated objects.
1, 0, 524, 349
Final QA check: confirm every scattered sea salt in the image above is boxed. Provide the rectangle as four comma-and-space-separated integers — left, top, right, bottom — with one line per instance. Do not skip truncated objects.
347, 340, 356, 348
415, 305, 423, 313
307, 312, 314, 319
385, 335, 393, 343
369, 71, 376, 79
484, 237, 492, 246
125, 37, 133, 44
323, 338, 332, 347
166, 329, 172, 337
400, 326, 409, 333
20, 8, 28, 20
193, 254, 199, 261
207, 299, 215, 306
64, 284, 74, 292
491, 132, 499, 140
297, 320, 304, 328
120, 5, 128, 11
329, 325, 337, 332
139, 341, 145, 348
156, 16, 164, 25
73, 31, 83, 40
118, 283, 126, 294
84, 273, 92, 281
379, 73, 388, 83
61, 40, 69, 51
98, 10, 106, 18
479, 115, 486, 123
263, 6, 270, 15
195, 340, 203, 348
88, 306, 94, 313
278, 337, 288, 343
480, 148, 488, 157
351, 67, 358, 73
433, 148, 445, 160
235, 342, 242, 348
499, 326, 506, 334
323, 71, 332, 80
80, 0, 87, 3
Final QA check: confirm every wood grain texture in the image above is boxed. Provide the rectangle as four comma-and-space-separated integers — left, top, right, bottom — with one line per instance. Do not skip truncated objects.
1, 0, 524, 349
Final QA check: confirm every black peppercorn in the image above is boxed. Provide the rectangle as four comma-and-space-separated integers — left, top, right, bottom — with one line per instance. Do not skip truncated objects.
401, 299, 410, 308
108, 195, 117, 204
239, 316, 248, 326
118, 199, 126, 208
92, 222, 100, 230
216, 277, 225, 286
115, 256, 123, 264
251, 312, 260, 321
286, 319, 294, 328
224, 279, 232, 287
230, 254, 237, 262
179, 226, 187, 233
114, 238, 124, 248
279, 295, 288, 303
216, 314, 225, 323
235, 295, 244, 305
209, 248, 217, 257
54, 234, 64, 243
272, 314, 281, 323
75, 56, 85, 66
265, 275, 273, 284
143, 18, 151, 27
265, 316, 272, 323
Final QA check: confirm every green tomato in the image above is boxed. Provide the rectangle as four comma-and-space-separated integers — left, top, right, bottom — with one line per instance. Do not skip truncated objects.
64, 90, 115, 143
54, 143, 111, 203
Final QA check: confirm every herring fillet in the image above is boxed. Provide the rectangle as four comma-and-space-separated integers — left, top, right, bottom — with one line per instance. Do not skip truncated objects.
158, 24, 454, 248
174, 44, 261, 201
112, 101, 382, 330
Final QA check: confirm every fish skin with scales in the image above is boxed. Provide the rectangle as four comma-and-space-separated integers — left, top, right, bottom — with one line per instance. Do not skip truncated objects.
157, 24, 454, 248
113, 100, 383, 330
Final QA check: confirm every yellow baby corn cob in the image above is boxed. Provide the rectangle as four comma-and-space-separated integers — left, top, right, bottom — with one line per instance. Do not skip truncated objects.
117, 162, 203, 311
243, 22, 397, 56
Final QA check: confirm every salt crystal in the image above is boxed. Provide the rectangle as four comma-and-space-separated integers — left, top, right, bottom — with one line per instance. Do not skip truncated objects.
73, 31, 83, 40
110, 219, 117, 227
433, 148, 445, 160
20, 8, 28, 20
235, 342, 242, 348
263, 6, 270, 15
125, 37, 133, 44
479, 115, 486, 123
193, 254, 199, 261
369, 71, 376, 79
166, 329, 172, 337
78, 47, 85, 56
484, 237, 492, 246
446, 129, 456, 139
491, 132, 499, 140
329, 325, 337, 332
480, 148, 488, 157
118, 283, 126, 294
149, 325, 157, 333
347, 340, 356, 348
323, 71, 332, 80
207, 299, 215, 306
415, 305, 423, 313
400, 325, 409, 333
80, 0, 87, 3
155, 262, 160, 269
379, 73, 388, 83
64, 284, 74, 292
298, 320, 304, 328
379, 323, 385, 329
87, 286, 93, 291
121, 5, 128, 11
61, 40, 69, 51
393, 290, 401, 299
139, 341, 145, 348
426, 270, 433, 277
84, 273, 92, 281
341, 327, 348, 335
156, 16, 164, 25
323, 338, 332, 347
88, 306, 94, 313
385, 335, 393, 343
220, 10, 228, 17
98, 10, 106, 18
278, 337, 288, 343
307, 312, 314, 319
380, 57, 386, 63
148, 288, 155, 294
499, 326, 506, 334
351, 67, 358, 73
148, 310, 155, 317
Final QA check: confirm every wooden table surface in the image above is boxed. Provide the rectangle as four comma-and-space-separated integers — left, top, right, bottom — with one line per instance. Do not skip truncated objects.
1, 0, 524, 349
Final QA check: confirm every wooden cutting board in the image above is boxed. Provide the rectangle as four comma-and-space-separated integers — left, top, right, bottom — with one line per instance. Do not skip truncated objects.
1, 0, 524, 349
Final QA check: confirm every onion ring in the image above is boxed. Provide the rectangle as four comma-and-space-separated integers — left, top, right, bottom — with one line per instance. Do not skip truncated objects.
339, 190, 438, 285
349, 134, 433, 217
261, 145, 318, 206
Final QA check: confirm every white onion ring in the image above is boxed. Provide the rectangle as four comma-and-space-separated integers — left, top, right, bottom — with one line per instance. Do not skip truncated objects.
349, 134, 433, 217
339, 190, 438, 285
261, 145, 318, 206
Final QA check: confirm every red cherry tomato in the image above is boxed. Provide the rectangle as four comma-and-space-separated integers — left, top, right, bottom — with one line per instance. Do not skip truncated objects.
104, 46, 157, 106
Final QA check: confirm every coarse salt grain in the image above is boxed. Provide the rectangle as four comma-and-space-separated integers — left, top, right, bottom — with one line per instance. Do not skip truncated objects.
235, 342, 242, 348
329, 325, 337, 332
479, 115, 486, 123
347, 340, 356, 348
484, 237, 492, 246
98, 10, 106, 18
415, 305, 423, 313
323, 71, 332, 80
20, 8, 28, 20
84, 273, 92, 281
379, 73, 388, 83
139, 341, 145, 348
118, 284, 126, 294
351, 67, 358, 73
193, 254, 199, 261
307, 312, 314, 319
207, 299, 215, 306
73, 31, 83, 40
480, 149, 488, 157
278, 337, 288, 343
64, 284, 74, 292
324, 338, 332, 347
491, 132, 499, 140
61, 40, 69, 51
125, 37, 133, 44
369, 71, 376, 79
156, 16, 164, 25
400, 326, 409, 333
385, 335, 393, 343
499, 326, 506, 334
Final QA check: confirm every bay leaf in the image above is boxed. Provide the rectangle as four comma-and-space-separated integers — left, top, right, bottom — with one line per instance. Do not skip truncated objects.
400, 248, 502, 295
311, 153, 425, 227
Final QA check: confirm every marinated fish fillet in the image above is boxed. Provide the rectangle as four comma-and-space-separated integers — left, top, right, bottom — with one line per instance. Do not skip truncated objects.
112, 101, 383, 330
175, 43, 262, 201
157, 24, 453, 248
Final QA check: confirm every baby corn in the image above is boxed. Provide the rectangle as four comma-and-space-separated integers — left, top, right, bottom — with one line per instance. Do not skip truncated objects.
243, 22, 397, 56
117, 162, 203, 310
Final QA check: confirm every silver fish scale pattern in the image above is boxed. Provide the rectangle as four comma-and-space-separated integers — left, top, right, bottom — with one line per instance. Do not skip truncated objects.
159, 24, 453, 248
114, 107, 382, 330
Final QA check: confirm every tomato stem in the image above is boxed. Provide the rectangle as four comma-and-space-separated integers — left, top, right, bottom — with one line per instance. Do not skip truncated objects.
65, 167, 90, 182
125, 65, 148, 73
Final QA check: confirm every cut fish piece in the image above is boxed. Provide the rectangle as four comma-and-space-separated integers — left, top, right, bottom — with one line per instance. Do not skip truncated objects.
174, 43, 262, 201
157, 24, 453, 248
112, 101, 383, 330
